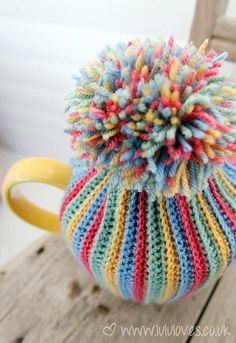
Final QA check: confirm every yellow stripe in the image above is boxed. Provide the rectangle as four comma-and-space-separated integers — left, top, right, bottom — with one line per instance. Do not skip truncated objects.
82, 134, 101, 142
104, 79, 112, 91
87, 67, 100, 81
198, 39, 208, 53
181, 163, 191, 198
196, 194, 229, 272
169, 61, 179, 81
75, 107, 89, 113
104, 189, 130, 294
75, 87, 94, 96
66, 173, 111, 243
161, 82, 171, 98
189, 55, 198, 67
203, 142, 215, 158
102, 127, 120, 141
197, 65, 207, 76
87, 82, 98, 90
163, 161, 185, 197
67, 117, 80, 123
135, 52, 144, 72
221, 86, 236, 97
216, 169, 236, 197
92, 61, 104, 74
158, 198, 179, 302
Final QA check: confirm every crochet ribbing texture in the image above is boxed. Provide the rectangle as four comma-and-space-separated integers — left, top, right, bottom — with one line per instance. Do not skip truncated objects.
60, 37, 236, 303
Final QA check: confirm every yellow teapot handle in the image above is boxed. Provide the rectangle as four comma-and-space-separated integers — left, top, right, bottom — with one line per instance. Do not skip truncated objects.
1, 158, 71, 234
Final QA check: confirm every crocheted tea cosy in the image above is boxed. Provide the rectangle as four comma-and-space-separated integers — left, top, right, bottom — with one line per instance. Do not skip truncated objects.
60, 37, 236, 303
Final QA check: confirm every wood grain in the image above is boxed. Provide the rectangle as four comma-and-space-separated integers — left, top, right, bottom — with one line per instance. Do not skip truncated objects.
191, 263, 236, 343
0, 235, 219, 343
213, 16, 236, 42
190, 0, 229, 47
211, 38, 236, 62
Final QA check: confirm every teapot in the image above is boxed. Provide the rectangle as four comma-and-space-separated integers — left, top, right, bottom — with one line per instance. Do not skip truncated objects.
2, 37, 236, 304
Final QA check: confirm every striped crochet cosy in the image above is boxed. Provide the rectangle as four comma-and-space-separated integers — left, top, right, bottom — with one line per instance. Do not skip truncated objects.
60, 37, 236, 303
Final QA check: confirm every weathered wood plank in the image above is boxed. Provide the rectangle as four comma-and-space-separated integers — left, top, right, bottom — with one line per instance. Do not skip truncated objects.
191, 262, 236, 343
190, 0, 229, 47
211, 38, 236, 62
213, 16, 236, 42
0, 235, 219, 343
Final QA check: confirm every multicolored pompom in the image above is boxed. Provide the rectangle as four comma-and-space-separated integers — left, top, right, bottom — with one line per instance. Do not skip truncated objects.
65, 37, 236, 197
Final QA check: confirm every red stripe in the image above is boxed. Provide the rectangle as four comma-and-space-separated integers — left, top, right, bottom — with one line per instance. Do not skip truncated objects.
59, 168, 97, 221
209, 178, 236, 231
132, 192, 147, 302
80, 195, 107, 274
177, 194, 207, 294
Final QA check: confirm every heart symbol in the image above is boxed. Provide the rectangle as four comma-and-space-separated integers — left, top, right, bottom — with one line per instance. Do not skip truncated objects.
103, 322, 116, 336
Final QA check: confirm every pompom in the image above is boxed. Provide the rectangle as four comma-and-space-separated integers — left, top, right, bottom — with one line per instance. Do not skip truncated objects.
65, 37, 236, 197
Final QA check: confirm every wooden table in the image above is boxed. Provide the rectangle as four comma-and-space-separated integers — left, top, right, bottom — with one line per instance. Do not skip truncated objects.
0, 234, 235, 343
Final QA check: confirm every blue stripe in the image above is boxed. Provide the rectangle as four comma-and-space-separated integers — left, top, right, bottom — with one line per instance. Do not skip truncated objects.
222, 163, 236, 188
71, 185, 108, 259
166, 197, 194, 300
117, 191, 138, 299
204, 189, 236, 263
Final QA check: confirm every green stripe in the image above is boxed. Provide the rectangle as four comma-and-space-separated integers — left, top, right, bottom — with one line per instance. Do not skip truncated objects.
144, 196, 166, 303
89, 183, 119, 288
61, 170, 107, 233
213, 174, 236, 212
189, 199, 221, 285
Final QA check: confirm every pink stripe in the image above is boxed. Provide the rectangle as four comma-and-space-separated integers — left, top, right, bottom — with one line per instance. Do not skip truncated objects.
132, 192, 147, 302
59, 168, 97, 221
177, 194, 207, 294
209, 178, 236, 231
80, 196, 107, 274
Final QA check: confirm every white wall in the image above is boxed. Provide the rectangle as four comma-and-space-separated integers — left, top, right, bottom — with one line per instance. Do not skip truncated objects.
227, 0, 236, 17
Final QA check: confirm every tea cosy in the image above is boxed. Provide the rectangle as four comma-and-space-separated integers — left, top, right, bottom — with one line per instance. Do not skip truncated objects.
60, 37, 236, 303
